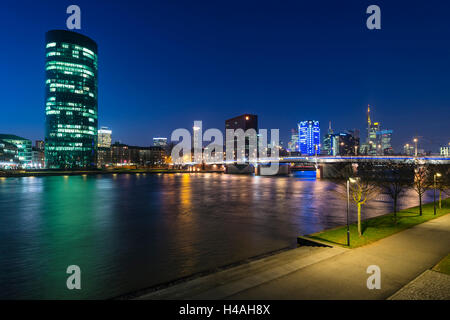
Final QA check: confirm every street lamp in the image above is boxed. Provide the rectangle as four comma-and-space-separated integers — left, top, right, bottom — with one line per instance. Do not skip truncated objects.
346, 177, 357, 246
434, 173, 442, 215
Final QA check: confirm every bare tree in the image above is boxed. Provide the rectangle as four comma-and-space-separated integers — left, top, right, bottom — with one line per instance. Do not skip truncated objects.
331, 161, 381, 236
377, 161, 414, 222
350, 177, 380, 236
412, 164, 430, 216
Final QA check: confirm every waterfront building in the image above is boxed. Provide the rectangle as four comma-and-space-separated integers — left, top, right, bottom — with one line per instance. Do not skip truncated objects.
0, 139, 19, 166
0, 134, 32, 164
153, 137, 167, 147
31, 147, 45, 168
441, 146, 449, 156
97, 147, 112, 168
225, 114, 258, 161
44, 30, 98, 169
298, 120, 320, 156
35, 140, 45, 151
98, 127, 112, 148
110, 142, 166, 167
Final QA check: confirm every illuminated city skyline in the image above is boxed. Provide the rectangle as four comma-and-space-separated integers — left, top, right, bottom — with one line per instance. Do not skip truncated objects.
0, 1, 449, 153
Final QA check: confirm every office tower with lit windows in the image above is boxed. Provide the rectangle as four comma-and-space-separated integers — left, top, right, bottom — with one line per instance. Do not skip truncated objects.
44, 30, 98, 168
298, 120, 320, 156
98, 127, 112, 148
225, 114, 258, 161
377, 129, 393, 154
322, 121, 334, 155
0, 134, 31, 164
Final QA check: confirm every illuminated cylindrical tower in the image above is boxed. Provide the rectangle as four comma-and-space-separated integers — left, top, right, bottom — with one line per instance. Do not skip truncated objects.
45, 30, 98, 169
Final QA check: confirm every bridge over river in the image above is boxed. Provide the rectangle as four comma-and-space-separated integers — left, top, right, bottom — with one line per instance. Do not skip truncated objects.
183, 155, 450, 177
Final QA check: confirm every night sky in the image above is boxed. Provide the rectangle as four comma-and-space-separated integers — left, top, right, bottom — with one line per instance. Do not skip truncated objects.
1, 0, 449, 152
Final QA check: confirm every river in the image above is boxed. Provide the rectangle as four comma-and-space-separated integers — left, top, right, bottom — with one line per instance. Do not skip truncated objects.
0, 172, 434, 299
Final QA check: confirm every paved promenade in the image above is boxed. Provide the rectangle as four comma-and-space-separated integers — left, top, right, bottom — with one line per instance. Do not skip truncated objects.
137, 214, 450, 300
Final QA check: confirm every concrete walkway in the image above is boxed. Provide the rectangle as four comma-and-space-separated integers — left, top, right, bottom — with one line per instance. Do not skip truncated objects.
137, 214, 450, 300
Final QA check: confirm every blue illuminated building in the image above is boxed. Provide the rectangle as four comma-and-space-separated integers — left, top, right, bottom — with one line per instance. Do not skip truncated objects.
298, 120, 320, 156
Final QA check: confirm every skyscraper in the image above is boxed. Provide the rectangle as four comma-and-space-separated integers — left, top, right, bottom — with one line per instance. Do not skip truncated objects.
298, 120, 320, 156
377, 129, 393, 154
225, 114, 258, 161
287, 128, 299, 152
45, 30, 98, 169
361, 105, 393, 155
322, 121, 334, 155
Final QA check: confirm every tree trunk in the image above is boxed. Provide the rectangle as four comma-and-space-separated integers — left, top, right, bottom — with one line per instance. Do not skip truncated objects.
419, 194, 422, 216
357, 202, 362, 237
393, 197, 397, 223
439, 190, 442, 209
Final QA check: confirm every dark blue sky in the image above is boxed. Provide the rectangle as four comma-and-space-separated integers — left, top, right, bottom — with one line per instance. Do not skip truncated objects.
1, 0, 449, 151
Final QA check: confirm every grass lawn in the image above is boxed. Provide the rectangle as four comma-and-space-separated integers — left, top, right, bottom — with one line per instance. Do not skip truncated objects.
433, 254, 450, 275
306, 198, 450, 249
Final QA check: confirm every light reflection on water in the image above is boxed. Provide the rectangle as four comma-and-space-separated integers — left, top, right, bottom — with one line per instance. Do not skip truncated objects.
0, 172, 434, 299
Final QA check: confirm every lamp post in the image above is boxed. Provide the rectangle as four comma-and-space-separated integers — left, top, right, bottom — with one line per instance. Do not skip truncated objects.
346, 178, 357, 247
434, 173, 442, 215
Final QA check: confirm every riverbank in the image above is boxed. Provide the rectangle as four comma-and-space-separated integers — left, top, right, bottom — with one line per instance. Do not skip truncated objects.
134, 213, 450, 300
304, 198, 450, 248
0, 168, 224, 178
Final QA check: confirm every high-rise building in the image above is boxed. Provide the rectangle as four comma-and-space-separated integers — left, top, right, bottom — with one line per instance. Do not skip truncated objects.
98, 127, 112, 148
440, 146, 449, 156
404, 144, 415, 156
287, 129, 299, 152
361, 106, 393, 155
298, 120, 320, 156
0, 134, 32, 164
153, 137, 167, 147
377, 129, 393, 154
322, 121, 334, 155
44, 30, 98, 169
225, 114, 258, 161
333, 130, 360, 156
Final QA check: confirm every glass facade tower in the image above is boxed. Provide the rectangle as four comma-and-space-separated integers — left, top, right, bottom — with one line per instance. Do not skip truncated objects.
298, 120, 320, 156
45, 30, 98, 169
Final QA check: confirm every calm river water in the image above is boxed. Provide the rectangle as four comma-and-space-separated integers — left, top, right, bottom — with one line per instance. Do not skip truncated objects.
0, 172, 433, 299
